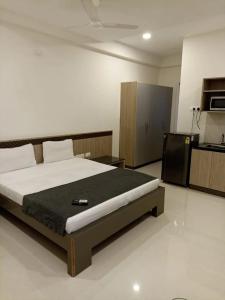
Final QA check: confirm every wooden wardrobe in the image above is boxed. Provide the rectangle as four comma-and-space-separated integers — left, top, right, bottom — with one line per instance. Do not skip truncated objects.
119, 82, 172, 168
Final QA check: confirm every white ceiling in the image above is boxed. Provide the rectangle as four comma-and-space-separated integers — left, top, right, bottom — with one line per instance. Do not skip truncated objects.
1, 0, 225, 56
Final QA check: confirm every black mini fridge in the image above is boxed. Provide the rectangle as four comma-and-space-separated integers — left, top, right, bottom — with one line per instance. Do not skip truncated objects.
161, 133, 199, 186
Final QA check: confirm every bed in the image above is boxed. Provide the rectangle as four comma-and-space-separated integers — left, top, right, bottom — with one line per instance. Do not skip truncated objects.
0, 131, 165, 277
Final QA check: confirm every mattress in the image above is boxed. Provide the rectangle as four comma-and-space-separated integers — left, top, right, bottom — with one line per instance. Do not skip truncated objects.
0, 157, 160, 233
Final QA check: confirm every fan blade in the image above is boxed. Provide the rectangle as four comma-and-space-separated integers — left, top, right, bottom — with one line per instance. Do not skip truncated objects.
80, 0, 138, 30
101, 23, 138, 30
81, 0, 100, 23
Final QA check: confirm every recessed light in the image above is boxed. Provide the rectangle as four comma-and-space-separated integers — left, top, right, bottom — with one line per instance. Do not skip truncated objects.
133, 283, 140, 292
142, 32, 152, 40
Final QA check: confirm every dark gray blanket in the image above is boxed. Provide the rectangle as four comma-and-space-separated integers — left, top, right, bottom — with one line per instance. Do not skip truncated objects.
23, 168, 156, 235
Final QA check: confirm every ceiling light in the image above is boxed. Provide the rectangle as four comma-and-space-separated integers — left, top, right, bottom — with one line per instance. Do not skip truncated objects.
133, 283, 140, 292
142, 32, 152, 40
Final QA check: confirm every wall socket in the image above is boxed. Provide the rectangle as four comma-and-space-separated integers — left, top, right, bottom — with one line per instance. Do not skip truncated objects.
76, 153, 85, 158
190, 105, 201, 111
76, 152, 91, 159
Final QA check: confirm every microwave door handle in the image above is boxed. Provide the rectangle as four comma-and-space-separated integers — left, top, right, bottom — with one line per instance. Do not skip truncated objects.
210, 98, 213, 110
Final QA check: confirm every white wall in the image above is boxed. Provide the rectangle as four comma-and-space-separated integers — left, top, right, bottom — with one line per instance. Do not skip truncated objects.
0, 24, 160, 155
158, 54, 182, 131
177, 29, 225, 140
159, 53, 182, 68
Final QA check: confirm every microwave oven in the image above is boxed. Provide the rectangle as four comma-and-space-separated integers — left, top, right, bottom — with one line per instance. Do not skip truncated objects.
210, 96, 225, 111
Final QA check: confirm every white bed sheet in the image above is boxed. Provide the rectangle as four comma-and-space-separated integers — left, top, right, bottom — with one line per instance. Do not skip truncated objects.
0, 157, 160, 233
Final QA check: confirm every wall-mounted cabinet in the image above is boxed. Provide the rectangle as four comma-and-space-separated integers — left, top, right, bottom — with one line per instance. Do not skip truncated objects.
201, 77, 225, 111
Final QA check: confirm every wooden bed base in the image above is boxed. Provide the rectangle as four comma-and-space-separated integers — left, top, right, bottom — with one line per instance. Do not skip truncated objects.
0, 186, 164, 276
0, 132, 165, 276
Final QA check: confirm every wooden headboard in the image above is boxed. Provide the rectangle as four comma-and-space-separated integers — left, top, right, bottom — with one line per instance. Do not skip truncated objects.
0, 131, 113, 164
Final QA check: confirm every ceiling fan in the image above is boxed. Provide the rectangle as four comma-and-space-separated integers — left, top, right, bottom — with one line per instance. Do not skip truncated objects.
80, 0, 138, 30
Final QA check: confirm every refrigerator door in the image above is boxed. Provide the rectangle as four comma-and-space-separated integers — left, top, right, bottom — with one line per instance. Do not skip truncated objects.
162, 134, 191, 186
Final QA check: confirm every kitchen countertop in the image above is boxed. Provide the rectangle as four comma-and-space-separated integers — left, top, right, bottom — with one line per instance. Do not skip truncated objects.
194, 143, 225, 153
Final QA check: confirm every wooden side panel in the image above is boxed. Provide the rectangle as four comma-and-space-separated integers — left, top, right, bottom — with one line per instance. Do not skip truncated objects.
190, 149, 212, 188
74, 136, 112, 158
209, 152, 225, 192
33, 144, 44, 164
119, 82, 137, 167
201, 78, 206, 111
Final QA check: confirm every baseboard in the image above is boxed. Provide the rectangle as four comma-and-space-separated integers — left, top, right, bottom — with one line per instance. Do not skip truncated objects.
189, 184, 225, 198
126, 159, 162, 169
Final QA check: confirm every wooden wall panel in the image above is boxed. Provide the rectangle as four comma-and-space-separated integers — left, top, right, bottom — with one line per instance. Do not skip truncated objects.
73, 136, 112, 158
33, 144, 43, 164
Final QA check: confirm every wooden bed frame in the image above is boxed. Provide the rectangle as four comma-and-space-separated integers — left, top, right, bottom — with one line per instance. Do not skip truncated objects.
0, 131, 165, 277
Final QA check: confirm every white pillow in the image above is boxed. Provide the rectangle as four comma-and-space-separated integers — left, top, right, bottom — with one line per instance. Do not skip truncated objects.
0, 143, 36, 174
43, 139, 74, 163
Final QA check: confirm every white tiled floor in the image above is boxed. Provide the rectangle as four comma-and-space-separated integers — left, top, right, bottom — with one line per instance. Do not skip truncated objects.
1, 161, 225, 300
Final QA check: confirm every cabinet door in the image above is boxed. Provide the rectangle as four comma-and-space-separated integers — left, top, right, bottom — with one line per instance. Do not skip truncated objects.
190, 149, 212, 188
148, 86, 172, 161
209, 152, 225, 192
135, 84, 172, 166
135, 83, 153, 166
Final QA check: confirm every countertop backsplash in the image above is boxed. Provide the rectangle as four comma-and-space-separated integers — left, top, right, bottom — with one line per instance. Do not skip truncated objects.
204, 113, 225, 144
